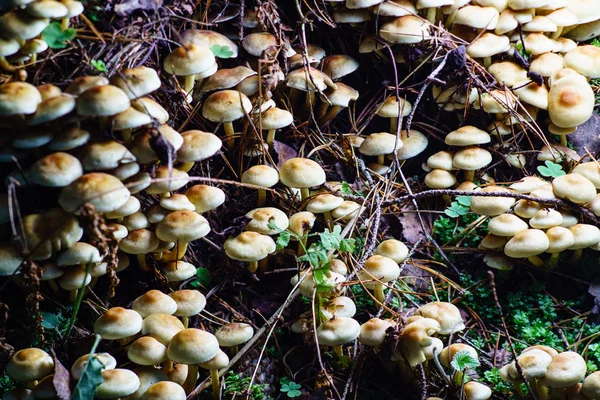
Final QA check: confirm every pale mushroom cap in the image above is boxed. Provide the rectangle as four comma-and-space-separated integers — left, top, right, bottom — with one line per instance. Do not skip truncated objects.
96, 369, 140, 399
185, 185, 226, 213
0, 12, 49, 41
242, 32, 278, 57
513, 80, 549, 110
279, 158, 326, 188
455, 5, 499, 29
110, 66, 161, 99
59, 172, 130, 214
241, 165, 279, 188
306, 194, 344, 213
546, 226, 575, 253
509, 349, 553, 380
245, 207, 289, 235
0, 82, 42, 116
112, 107, 152, 130
548, 76, 594, 128
464, 381, 492, 400
162, 260, 196, 282
375, 239, 409, 263
467, 33, 510, 58
179, 29, 238, 57
416, 302, 465, 335
453, 147, 493, 171
504, 229, 550, 258
202, 90, 251, 122
132, 290, 178, 318
488, 214, 528, 236
427, 151, 455, 170
358, 318, 394, 346
57, 242, 102, 265
200, 66, 256, 93
480, 234, 507, 251
563, 45, 600, 78
288, 211, 316, 237
106, 195, 141, 219
322, 296, 357, 319
552, 173, 597, 204
47, 126, 90, 151
379, 15, 430, 44
199, 350, 229, 371
316, 317, 360, 346
141, 313, 185, 345
28, 152, 83, 187
573, 162, 600, 189
424, 169, 457, 189
215, 322, 254, 347
321, 82, 359, 107
76, 85, 131, 117
322, 54, 359, 80
360, 132, 400, 156
582, 371, 600, 399
377, 96, 412, 118
167, 328, 220, 364
395, 130, 429, 160
71, 353, 117, 380
119, 229, 159, 254
127, 336, 168, 365
131, 97, 169, 124
80, 141, 136, 171
94, 307, 143, 340
373, 0, 417, 17
159, 194, 195, 212
483, 254, 514, 270
58, 265, 92, 290
569, 224, 600, 249
163, 44, 216, 76
27, 94, 76, 126
156, 211, 210, 242
145, 166, 189, 195
285, 67, 337, 92
177, 130, 222, 163
224, 231, 276, 262
358, 255, 400, 288
470, 186, 516, 216
139, 381, 186, 400
530, 52, 564, 78
509, 176, 548, 193
541, 351, 587, 388
169, 289, 206, 317
529, 208, 563, 229
396, 318, 441, 366
439, 343, 479, 368
260, 107, 293, 130
488, 61, 528, 87
331, 200, 361, 221
6, 348, 54, 382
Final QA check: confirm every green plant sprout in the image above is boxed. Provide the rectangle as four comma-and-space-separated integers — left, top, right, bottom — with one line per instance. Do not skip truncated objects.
91, 59, 107, 73
210, 45, 234, 59
72, 334, 104, 400
41, 22, 76, 49
451, 350, 480, 386
445, 196, 472, 218
537, 161, 565, 178
280, 377, 302, 398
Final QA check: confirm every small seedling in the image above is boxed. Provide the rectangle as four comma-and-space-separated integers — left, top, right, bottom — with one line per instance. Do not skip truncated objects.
189, 267, 212, 288
210, 44, 234, 58
72, 335, 104, 400
41, 22, 76, 49
280, 378, 302, 398
444, 196, 472, 218
91, 59, 107, 73
537, 160, 565, 178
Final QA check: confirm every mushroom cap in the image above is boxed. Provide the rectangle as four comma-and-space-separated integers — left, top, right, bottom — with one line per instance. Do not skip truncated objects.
317, 317, 361, 346
279, 158, 326, 188
28, 152, 82, 187
163, 44, 216, 76
241, 165, 279, 188
47, 126, 90, 151
59, 172, 130, 214
6, 348, 54, 382
464, 382, 492, 400
241, 32, 278, 57
260, 107, 293, 130
27, 94, 76, 126
552, 173, 597, 204
58, 265, 92, 290
358, 255, 400, 288
145, 166, 189, 195
509, 176, 548, 193
184, 185, 225, 213
215, 322, 254, 347
321, 82, 359, 107
452, 147, 493, 170
167, 328, 219, 364
76, 85, 131, 117
563, 45, 600, 78
141, 313, 185, 345
81, 141, 136, 171
179, 29, 238, 57
541, 351, 587, 388
201, 90, 251, 122
373, 0, 417, 16
224, 231, 276, 262
508, 349, 553, 381
0, 12, 49, 41
169, 289, 206, 317
177, 130, 222, 163
200, 67, 256, 93
424, 169, 457, 189
513, 80, 549, 110
322, 296, 357, 319
132, 290, 178, 318
306, 194, 344, 213
396, 318, 441, 366
94, 307, 143, 340
529, 208, 563, 229
439, 343, 479, 368
71, 353, 116, 380
322, 54, 359, 80
127, 336, 168, 365
358, 318, 394, 346
288, 211, 316, 237
56, 242, 102, 266
156, 210, 210, 242
569, 224, 600, 249
379, 15, 430, 44
162, 260, 196, 282
467, 33, 510, 58
119, 229, 159, 254
483, 254, 514, 271
96, 369, 140, 399
545, 226, 575, 253
582, 372, 600, 399
110, 66, 161, 99
199, 350, 229, 371
427, 151, 455, 171
548, 76, 595, 128
131, 97, 169, 124
331, 200, 361, 222
415, 302, 465, 335
245, 207, 289, 235
573, 162, 600, 189
375, 239, 409, 263
360, 132, 400, 156
470, 186, 516, 216
488, 61, 528, 87
159, 194, 195, 212
504, 229, 549, 258
455, 5, 499, 29
132, 126, 182, 163
112, 107, 152, 131
285, 67, 337, 92
395, 130, 428, 160
488, 214, 528, 236
377, 96, 412, 118
530, 52, 564, 78
139, 381, 186, 400
0, 82, 42, 116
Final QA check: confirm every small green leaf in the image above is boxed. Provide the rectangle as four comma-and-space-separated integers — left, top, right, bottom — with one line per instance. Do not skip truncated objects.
537, 160, 565, 178
42, 22, 76, 49
339, 237, 356, 253
71, 335, 104, 400
90, 59, 107, 73
210, 44, 234, 59
456, 196, 472, 207
451, 350, 480, 372
592, 38, 600, 48
445, 209, 460, 218
189, 268, 212, 288
319, 225, 342, 251
276, 231, 291, 250
444, 201, 469, 218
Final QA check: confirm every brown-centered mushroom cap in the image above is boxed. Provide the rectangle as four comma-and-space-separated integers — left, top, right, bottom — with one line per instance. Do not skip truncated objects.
279, 158, 326, 189
224, 231, 276, 262
163, 44, 216, 77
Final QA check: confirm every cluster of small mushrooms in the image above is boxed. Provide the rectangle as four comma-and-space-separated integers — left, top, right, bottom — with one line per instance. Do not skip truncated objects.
2, 0, 600, 398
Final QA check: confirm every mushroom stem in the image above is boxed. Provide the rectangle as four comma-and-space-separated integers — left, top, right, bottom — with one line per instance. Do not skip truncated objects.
377, 154, 385, 165
61, 17, 69, 30
233, 345, 239, 355
31, 53, 37, 64
162, 242, 188, 262
248, 261, 258, 273
27, 381, 38, 390
258, 257, 269, 275
527, 255, 544, 267
257, 189, 267, 207
513, 383, 525, 399
442, 194, 452, 205
426, 7, 437, 23
464, 170, 475, 182
223, 121, 236, 150
266, 129, 276, 146
390, 117, 398, 135
162, 360, 173, 373
89, 276, 98, 289
300, 188, 310, 202
324, 211, 334, 231
69, 289, 78, 303
303, 91, 316, 116
483, 57, 492, 68
182, 316, 189, 329
182, 364, 198, 394
453, 370, 465, 386
560, 135, 567, 147
316, 101, 329, 120
537, 382, 548, 400
184, 75, 196, 95
47, 279, 59, 294
374, 284, 386, 303
210, 369, 221, 400
546, 253, 560, 269
288, 88, 301, 108
552, 27, 563, 40
136, 254, 150, 272
0, 57, 15, 72
445, 10, 458, 27
122, 128, 133, 146
320, 105, 342, 125
179, 162, 194, 172
332, 345, 343, 358
572, 248, 583, 263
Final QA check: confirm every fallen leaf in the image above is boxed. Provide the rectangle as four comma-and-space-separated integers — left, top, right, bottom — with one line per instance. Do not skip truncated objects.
568, 113, 600, 157
273, 140, 297, 168
114, 0, 163, 16
397, 202, 427, 245
588, 278, 600, 324
51, 351, 71, 400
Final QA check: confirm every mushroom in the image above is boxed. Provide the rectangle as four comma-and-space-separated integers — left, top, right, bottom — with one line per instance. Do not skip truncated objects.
224, 231, 276, 273
375, 239, 409, 264
464, 381, 492, 400
156, 210, 210, 261
176, 130, 222, 172
132, 290, 178, 318
71, 353, 116, 380
141, 313, 185, 345
260, 106, 293, 146
540, 351, 587, 389
360, 132, 400, 165
201, 90, 252, 149
94, 307, 143, 342
316, 316, 360, 358
415, 302, 465, 335
394, 317, 440, 367
139, 381, 186, 400
127, 336, 168, 366
56, 242, 102, 301
6, 348, 54, 388
487, 214, 528, 236
215, 322, 254, 354
199, 350, 229, 400
169, 289, 206, 328
357, 255, 400, 302
241, 165, 279, 206
163, 44, 216, 95
504, 229, 550, 267
96, 369, 140, 399
358, 318, 394, 348
59, 172, 131, 214
185, 185, 226, 213
279, 158, 326, 202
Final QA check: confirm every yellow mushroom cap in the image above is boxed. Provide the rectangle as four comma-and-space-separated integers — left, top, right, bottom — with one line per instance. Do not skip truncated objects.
470, 186, 516, 216
199, 350, 229, 371
552, 173, 597, 204
201, 90, 251, 122
141, 313, 185, 345
156, 211, 210, 243
358, 318, 394, 347
582, 371, 600, 399
548, 76, 594, 128
132, 290, 178, 318
215, 322, 254, 347
94, 307, 143, 340
375, 239, 409, 263
224, 231, 276, 262
504, 229, 549, 258
415, 302, 465, 335
358, 255, 400, 288
569, 224, 600, 249
167, 328, 219, 364
169, 289, 206, 317
127, 336, 168, 365
6, 348, 54, 382
163, 44, 215, 76
508, 349, 552, 381
545, 226, 575, 253
395, 318, 441, 366
464, 381, 492, 400
59, 172, 130, 214
379, 15, 430, 44
279, 158, 326, 188
96, 369, 140, 399
71, 353, 116, 380
245, 207, 289, 235
316, 316, 361, 346
139, 381, 186, 400
541, 351, 587, 388
439, 343, 478, 368
424, 169, 457, 189
529, 208, 563, 229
